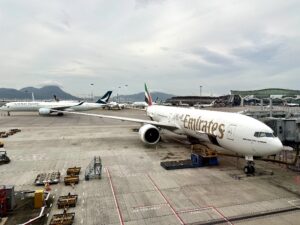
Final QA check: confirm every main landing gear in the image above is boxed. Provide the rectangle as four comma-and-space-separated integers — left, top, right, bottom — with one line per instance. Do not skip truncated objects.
244, 161, 255, 175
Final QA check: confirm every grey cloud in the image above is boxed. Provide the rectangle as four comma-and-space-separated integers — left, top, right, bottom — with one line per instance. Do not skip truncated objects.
191, 47, 234, 66
232, 42, 283, 63
0, 0, 300, 96
135, 0, 166, 8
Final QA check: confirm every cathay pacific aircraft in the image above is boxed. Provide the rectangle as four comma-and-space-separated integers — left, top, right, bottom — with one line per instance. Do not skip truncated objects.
0, 91, 112, 116
53, 84, 283, 174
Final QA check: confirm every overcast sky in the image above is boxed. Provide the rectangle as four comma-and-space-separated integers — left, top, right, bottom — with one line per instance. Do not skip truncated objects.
0, 0, 299, 97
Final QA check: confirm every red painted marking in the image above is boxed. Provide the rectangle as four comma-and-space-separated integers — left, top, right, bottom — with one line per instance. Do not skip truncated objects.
107, 168, 125, 225
148, 174, 185, 225
210, 205, 233, 225
295, 176, 300, 185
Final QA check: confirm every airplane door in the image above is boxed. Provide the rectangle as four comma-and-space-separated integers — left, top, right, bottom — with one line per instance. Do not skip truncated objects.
226, 124, 237, 141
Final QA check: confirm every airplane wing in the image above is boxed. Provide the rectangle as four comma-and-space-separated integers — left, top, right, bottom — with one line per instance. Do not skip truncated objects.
52, 110, 178, 130
51, 101, 84, 111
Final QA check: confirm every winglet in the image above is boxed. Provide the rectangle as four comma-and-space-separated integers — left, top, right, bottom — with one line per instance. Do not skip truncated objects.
144, 83, 153, 106
77, 101, 85, 106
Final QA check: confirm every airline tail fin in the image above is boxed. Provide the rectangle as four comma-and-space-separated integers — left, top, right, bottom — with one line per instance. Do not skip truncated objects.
96, 91, 112, 104
144, 83, 153, 106
53, 95, 60, 102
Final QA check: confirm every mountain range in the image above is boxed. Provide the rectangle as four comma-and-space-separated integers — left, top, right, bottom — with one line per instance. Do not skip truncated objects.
0, 86, 79, 100
0, 86, 174, 102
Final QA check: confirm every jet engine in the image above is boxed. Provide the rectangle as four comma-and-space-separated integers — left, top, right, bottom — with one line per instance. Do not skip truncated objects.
38, 108, 51, 115
139, 124, 160, 144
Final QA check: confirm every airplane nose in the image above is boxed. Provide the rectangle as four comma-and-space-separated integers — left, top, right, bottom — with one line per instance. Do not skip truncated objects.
272, 138, 283, 154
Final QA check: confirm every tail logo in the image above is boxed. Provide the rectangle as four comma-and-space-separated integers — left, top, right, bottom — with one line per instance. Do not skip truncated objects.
96, 91, 112, 104
144, 83, 152, 106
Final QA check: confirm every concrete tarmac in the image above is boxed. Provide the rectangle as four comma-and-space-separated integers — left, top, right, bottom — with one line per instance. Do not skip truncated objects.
0, 109, 300, 225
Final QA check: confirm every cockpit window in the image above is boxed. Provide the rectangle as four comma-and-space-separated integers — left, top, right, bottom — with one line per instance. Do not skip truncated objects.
254, 132, 275, 138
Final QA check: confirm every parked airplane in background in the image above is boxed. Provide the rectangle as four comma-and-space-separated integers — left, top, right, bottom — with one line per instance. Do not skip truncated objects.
284, 102, 300, 107
54, 84, 283, 174
0, 91, 112, 116
131, 101, 148, 109
68, 91, 112, 111
105, 101, 126, 110
194, 100, 216, 108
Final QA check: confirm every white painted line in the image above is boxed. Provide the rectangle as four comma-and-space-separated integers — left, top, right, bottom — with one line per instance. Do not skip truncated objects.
288, 199, 300, 208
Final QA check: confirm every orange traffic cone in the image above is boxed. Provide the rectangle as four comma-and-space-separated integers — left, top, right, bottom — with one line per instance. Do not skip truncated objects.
44, 182, 51, 191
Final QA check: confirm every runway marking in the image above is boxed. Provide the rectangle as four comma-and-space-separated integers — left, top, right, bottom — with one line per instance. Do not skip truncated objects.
288, 199, 300, 208
177, 206, 212, 214
147, 174, 185, 225
147, 174, 233, 225
210, 206, 233, 225
107, 168, 124, 225
132, 203, 168, 213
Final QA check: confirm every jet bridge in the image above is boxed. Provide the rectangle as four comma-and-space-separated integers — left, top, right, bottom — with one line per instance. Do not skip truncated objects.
263, 117, 300, 171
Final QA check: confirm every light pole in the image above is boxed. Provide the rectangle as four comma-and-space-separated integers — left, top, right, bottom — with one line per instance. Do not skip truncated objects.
117, 86, 121, 103
200, 85, 202, 96
90, 83, 94, 101
124, 84, 128, 102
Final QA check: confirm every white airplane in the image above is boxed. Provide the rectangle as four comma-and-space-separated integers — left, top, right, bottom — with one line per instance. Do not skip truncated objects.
0, 91, 112, 116
62, 91, 113, 112
54, 84, 283, 174
284, 102, 299, 107
105, 101, 126, 110
193, 100, 216, 108
131, 101, 148, 108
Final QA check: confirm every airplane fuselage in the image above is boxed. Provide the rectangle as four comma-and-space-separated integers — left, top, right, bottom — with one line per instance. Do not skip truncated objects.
147, 105, 283, 157
0, 102, 75, 112
0, 101, 105, 113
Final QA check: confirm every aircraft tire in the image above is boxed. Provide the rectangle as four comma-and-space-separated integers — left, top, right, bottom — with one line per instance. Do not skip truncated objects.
250, 165, 255, 174
244, 165, 255, 174
244, 166, 249, 174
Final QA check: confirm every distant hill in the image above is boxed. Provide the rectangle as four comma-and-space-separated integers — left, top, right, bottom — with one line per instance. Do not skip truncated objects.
110, 92, 174, 102
0, 86, 79, 100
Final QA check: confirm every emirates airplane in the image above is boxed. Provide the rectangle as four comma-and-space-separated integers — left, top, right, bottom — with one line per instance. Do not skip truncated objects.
0, 91, 112, 116
54, 84, 283, 174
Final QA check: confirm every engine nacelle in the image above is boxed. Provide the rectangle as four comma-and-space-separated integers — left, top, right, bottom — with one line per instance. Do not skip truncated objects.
139, 124, 160, 145
38, 108, 51, 115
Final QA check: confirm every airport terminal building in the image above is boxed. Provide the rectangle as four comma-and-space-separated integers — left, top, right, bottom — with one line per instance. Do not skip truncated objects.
231, 88, 300, 105
231, 88, 300, 98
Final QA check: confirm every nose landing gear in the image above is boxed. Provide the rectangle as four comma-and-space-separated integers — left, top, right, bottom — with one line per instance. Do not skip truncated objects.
244, 161, 255, 175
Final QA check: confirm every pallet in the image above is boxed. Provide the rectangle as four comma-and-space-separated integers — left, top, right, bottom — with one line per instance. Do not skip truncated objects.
34, 172, 61, 185
160, 160, 196, 170
50, 212, 75, 225
64, 175, 79, 185
66, 167, 81, 175
57, 194, 78, 209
